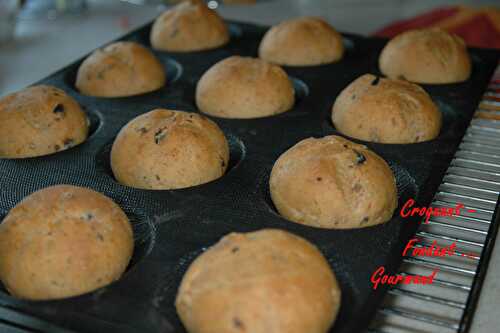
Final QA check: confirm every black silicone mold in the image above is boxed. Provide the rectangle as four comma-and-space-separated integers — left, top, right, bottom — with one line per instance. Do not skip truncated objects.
0, 20, 498, 333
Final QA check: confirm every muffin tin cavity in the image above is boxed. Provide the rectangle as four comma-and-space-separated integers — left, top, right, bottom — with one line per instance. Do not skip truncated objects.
159, 57, 183, 84
228, 23, 243, 39
342, 37, 355, 53
124, 211, 157, 271
225, 133, 246, 171
85, 107, 103, 139
434, 99, 460, 137
387, 161, 419, 202
95, 132, 246, 190
151, 247, 203, 318
290, 76, 310, 103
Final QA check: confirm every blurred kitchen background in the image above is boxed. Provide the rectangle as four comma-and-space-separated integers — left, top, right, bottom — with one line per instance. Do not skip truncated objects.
0, 0, 498, 95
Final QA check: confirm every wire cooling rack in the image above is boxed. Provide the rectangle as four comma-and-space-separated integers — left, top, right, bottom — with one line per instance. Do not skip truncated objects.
369, 64, 500, 333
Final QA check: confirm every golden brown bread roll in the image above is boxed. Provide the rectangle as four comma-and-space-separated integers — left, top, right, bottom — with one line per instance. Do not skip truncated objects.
259, 17, 344, 66
176, 229, 341, 333
379, 28, 471, 84
76, 41, 166, 97
270, 135, 398, 229
0, 185, 134, 300
0, 85, 89, 158
111, 109, 229, 190
150, 0, 229, 52
196, 56, 295, 118
332, 74, 442, 143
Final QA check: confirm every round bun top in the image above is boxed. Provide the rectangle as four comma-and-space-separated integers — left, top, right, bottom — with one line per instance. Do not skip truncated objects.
0, 185, 133, 300
111, 109, 229, 190
0, 85, 88, 158
76, 41, 166, 97
150, 0, 229, 52
332, 74, 442, 143
270, 135, 398, 229
379, 28, 471, 84
176, 229, 341, 333
259, 17, 344, 66
196, 56, 295, 118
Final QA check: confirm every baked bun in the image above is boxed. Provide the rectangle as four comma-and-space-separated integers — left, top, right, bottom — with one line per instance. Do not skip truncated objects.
259, 17, 344, 66
0, 185, 133, 300
76, 41, 166, 97
270, 135, 397, 229
196, 56, 295, 118
176, 229, 340, 333
332, 74, 442, 143
0, 85, 89, 158
111, 109, 229, 190
379, 28, 471, 84
150, 0, 229, 52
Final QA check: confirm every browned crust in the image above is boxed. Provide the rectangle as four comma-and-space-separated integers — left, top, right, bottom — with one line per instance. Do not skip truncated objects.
332, 74, 442, 143
151, 0, 229, 52
196, 56, 295, 118
270, 135, 398, 229
76, 41, 166, 97
111, 109, 229, 190
176, 229, 340, 333
0, 85, 89, 158
259, 17, 344, 66
379, 28, 471, 84
0, 185, 133, 300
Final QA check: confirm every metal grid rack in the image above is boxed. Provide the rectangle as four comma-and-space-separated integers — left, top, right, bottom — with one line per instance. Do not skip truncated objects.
369, 66, 500, 333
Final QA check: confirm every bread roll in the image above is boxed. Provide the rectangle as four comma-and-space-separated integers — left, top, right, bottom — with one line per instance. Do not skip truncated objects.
176, 229, 341, 333
111, 109, 229, 190
259, 17, 344, 66
196, 56, 295, 118
379, 28, 471, 84
270, 135, 398, 229
151, 0, 229, 52
76, 41, 166, 97
0, 85, 89, 158
0, 185, 134, 300
332, 74, 442, 143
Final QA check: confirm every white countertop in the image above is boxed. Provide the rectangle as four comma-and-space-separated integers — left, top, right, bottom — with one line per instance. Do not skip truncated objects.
0, 1, 499, 332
